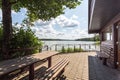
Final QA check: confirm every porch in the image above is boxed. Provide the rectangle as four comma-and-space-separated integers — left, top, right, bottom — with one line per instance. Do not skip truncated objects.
9, 52, 120, 80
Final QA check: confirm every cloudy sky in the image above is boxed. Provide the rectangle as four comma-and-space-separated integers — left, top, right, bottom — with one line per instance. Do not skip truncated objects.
1, 0, 93, 39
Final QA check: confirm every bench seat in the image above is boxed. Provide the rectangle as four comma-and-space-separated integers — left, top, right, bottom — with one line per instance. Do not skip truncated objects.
96, 51, 109, 58
35, 58, 69, 80
96, 51, 109, 65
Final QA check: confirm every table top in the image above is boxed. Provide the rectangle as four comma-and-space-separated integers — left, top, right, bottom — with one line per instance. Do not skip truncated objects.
0, 51, 59, 76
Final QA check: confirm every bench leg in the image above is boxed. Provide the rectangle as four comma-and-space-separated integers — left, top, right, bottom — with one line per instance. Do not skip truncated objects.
61, 68, 65, 74
103, 58, 107, 65
48, 57, 52, 68
29, 64, 34, 80
99, 57, 102, 60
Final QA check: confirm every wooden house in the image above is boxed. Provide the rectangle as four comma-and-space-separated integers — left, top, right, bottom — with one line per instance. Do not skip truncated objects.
88, 0, 120, 68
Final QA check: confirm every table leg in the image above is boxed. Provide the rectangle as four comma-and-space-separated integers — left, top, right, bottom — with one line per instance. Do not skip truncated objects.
29, 64, 34, 80
48, 57, 52, 68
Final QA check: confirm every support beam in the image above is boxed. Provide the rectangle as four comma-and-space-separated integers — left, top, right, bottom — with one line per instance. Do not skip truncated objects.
112, 23, 118, 69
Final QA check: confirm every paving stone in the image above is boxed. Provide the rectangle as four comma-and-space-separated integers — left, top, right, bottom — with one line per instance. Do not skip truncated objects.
11, 52, 120, 80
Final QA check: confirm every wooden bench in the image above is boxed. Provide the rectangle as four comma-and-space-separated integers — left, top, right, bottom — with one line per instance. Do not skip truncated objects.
96, 51, 109, 65
35, 58, 69, 80
0, 51, 59, 80
96, 44, 113, 65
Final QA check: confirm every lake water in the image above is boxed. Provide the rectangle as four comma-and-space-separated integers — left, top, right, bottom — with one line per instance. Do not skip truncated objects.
42, 41, 100, 51
43, 41, 95, 46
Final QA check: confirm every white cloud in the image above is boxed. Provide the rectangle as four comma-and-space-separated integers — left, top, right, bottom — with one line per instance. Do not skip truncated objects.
35, 19, 51, 26
12, 10, 17, 14
55, 15, 80, 28
71, 15, 78, 20
31, 14, 91, 39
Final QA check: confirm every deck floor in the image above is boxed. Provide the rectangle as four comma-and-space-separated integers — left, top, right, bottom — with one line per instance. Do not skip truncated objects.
52, 52, 120, 80
12, 52, 120, 80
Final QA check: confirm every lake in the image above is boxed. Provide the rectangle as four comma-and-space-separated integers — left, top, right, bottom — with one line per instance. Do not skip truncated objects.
43, 41, 95, 46
42, 41, 100, 51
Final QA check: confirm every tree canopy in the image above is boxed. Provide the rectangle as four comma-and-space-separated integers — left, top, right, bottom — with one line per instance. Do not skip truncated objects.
9, 0, 81, 21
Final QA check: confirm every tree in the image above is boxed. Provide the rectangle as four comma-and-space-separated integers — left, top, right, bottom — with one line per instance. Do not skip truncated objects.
0, 0, 82, 59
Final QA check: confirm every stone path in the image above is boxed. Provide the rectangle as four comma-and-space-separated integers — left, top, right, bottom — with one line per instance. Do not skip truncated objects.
10, 52, 120, 80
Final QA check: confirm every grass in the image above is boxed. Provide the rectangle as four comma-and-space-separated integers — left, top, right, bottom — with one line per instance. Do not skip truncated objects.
59, 46, 84, 53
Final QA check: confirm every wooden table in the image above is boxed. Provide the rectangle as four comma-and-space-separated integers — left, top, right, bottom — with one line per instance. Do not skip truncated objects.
0, 51, 58, 80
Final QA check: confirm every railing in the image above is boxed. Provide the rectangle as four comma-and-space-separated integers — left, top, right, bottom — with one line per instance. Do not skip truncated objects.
42, 43, 100, 52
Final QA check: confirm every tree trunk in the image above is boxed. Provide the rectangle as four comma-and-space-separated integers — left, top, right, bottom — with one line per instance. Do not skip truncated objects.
2, 0, 12, 59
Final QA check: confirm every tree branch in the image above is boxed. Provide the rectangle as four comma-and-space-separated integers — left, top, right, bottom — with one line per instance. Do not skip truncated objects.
10, 1, 17, 5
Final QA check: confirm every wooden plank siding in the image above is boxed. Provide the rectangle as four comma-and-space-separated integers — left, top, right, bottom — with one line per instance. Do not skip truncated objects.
112, 23, 118, 68
117, 22, 120, 69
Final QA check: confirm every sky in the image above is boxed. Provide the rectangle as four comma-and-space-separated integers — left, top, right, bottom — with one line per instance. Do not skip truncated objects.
1, 0, 94, 39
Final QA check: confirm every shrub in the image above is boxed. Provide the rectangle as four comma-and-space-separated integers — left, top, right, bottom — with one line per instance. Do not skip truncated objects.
60, 46, 84, 53
61, 46, 67, 53
67, 48, 74, 53
0, 26, 43, 60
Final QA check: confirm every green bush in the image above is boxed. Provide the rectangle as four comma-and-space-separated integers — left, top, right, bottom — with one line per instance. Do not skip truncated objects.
0, 26, 43, 59
67, 48, 74, 53
95, 41, 100, 45
61, 46, 67, 53
60, 46, 84, 53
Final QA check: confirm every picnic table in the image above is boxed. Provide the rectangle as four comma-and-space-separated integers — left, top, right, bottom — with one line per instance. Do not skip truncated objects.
0, 51, 59, 80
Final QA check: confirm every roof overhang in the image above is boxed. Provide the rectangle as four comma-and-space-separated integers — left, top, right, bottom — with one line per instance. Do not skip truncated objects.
88, 0, 120, 33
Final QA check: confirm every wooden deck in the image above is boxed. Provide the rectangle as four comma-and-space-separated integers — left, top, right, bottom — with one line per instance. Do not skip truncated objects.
3, 52, 120, 80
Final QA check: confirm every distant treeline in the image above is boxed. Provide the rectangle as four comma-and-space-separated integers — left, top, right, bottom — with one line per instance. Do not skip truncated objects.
40, 35, 100, 41
40, 39, 74, 41
76, 35, 100, 41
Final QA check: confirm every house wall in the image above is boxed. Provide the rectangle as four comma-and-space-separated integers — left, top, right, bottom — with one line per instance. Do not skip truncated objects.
100, 26, 115, 68
117, 23, 120, 68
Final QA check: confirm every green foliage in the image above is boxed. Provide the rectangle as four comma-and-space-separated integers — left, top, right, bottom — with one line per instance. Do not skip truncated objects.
0, 26, 43, 59
60, 47, 84, 53
95, 41, 100, 45
67, 48, 74, 53
11, 27, 42, 48
61, 46, 67, 53
94, 35, 100, 41
10, 0, 82, 21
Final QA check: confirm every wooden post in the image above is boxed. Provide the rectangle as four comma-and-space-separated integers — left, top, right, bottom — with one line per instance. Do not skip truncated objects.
79, 44, 81, 52
74, 45, 75, 52
55, 44, 57, 51
85, 44, 86, 51
112, 23, 118, 69
79, 44, 81, 49
95, 44, 96, 50
89, 44, 91, 52
99, 32, 104, 43
47, 45, 49, 51
68, 44, 69, 48
48, 57, 52, 68
29, 64, 34, 80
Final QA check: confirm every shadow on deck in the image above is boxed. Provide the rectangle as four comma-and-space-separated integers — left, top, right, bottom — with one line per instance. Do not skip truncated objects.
5, 52, 120, 80
61, 52, 120, 80
88, 55, 120, 80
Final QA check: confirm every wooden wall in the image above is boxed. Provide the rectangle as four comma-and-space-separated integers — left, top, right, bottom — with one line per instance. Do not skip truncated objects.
117, 23, 120, 69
